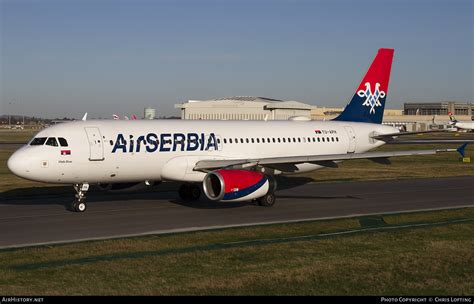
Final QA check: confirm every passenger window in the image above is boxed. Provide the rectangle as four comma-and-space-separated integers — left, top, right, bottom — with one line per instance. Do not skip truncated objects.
58, 137, 68, 147
223, 138, 227, 144
336, 137, 339, 142
45, 137, 59, 147
246, 138, 249, 143
262, 138, 266, 143
272, 138, 276, 143
251, 138, 254, 143
283, 138, 286, 143
30, 137, 47, 145
277, 138, 281, 143
298, 138, 301, 143
256, 138, 260, 143
317, 137, 320, 142
322, 137, 325, 142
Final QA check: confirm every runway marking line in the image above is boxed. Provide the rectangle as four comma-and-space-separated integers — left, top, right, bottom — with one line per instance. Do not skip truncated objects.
12, 217, 473, 271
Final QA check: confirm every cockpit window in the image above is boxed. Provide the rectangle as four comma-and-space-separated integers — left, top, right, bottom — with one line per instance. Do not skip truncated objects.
45, 137, 59, 147
58, 137, 68, 147
30, 137, 47, 145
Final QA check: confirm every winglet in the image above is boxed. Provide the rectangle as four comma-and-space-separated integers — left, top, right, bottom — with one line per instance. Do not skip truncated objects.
82, 112, 88, 121
457, 143, 469, 157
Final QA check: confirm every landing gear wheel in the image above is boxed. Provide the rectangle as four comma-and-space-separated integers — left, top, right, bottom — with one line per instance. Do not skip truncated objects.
69, 183, 89, 213
73, 200, 87, 212
179, 184, 191, 201
257, 192, 276, 207
179, 184, 201, 201
189, 185, 201, 201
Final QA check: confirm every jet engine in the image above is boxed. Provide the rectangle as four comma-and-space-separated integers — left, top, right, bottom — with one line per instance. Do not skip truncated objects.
202, 169, 269, 202
97, 181, 158, 192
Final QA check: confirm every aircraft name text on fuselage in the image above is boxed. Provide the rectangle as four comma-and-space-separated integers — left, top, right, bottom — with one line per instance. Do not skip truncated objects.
111, 132, 218, 153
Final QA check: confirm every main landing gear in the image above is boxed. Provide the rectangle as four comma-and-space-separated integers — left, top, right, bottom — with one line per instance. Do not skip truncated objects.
179, 183, 201, 201
256, 192, 276, 207
256, 174, 277, 207
69, 183, 89, 212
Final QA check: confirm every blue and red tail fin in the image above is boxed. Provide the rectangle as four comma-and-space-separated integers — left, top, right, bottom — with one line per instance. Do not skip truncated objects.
334, 48, 394, 124
448, 112, 458, 123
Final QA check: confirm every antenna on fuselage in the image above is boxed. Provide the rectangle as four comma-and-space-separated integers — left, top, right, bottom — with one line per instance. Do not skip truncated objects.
82, 113, 88, 121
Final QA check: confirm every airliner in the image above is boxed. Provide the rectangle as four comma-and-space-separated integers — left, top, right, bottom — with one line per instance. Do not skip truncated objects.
7, 48, 460, 212
448, 112, 474, 131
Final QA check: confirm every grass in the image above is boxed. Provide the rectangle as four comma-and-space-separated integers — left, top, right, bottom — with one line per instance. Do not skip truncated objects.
0, 129, 37, 143
0, 208, 472, 295
298, 143, 474, 183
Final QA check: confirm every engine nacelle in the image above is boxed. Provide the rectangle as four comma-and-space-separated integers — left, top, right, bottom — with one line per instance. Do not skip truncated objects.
97, 181, 158, 192
202, 169, 269, 202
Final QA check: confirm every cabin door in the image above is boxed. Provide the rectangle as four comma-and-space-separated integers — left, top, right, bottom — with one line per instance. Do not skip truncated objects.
85, 127, 105, 161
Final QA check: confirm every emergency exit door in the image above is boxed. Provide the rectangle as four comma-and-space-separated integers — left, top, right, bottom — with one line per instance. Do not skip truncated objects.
84, 127, 105, 161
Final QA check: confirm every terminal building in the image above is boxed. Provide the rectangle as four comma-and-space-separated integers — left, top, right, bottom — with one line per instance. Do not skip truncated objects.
175, 97, 472, 132
175, 96, 316, 120
403, 101, 473, 116
310, 101, 473, 131
144, 107, 156, 120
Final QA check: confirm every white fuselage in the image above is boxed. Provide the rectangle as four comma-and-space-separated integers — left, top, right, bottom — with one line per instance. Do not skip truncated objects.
8, 120, 398, 184
453, 121, 474, 131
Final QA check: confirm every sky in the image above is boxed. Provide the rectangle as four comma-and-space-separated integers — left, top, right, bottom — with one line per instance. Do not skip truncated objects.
1, 0, 473, 119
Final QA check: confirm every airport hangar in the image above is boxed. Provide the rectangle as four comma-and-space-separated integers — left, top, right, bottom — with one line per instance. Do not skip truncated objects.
175, 97, 473, 132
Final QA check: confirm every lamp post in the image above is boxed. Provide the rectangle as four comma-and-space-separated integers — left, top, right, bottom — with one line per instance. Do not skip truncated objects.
8, 102, 12, 128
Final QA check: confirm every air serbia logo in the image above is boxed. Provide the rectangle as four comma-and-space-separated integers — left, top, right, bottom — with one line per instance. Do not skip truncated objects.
111, 132, 218, 153
358, 82, 386, 114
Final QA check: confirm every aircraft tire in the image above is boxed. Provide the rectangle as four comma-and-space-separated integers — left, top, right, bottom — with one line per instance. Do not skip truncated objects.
73, 200, 87, 213
189, 185, 201, 201
257, 192, 276, 207
179, 184, 191, 201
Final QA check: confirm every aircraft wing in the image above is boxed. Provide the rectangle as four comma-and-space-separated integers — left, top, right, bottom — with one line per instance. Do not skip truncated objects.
372, 130, 474, 144
383, 139, 474, 144
371, 130, 449, 141
193, 148, 456, 171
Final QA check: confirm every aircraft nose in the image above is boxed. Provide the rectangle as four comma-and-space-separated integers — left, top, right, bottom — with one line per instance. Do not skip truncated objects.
7, 150, 31, 178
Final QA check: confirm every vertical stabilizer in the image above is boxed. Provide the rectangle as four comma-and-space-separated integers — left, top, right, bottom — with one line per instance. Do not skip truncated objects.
334, 48, 394, 124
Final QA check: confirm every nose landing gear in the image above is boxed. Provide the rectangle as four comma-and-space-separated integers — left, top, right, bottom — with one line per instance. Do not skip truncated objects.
69, 183, 89, 212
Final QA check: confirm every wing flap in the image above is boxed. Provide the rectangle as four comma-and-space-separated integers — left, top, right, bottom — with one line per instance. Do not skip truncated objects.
193, 149, 456, 171
371, 130, 450, 141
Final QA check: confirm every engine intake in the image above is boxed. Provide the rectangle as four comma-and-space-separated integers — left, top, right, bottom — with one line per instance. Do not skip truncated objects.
203, 169, 269, 202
